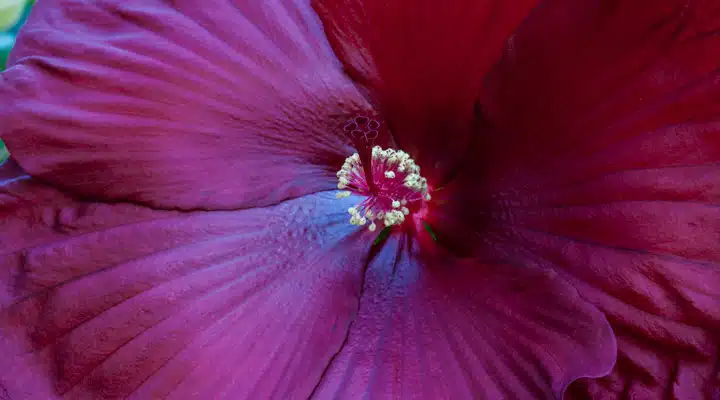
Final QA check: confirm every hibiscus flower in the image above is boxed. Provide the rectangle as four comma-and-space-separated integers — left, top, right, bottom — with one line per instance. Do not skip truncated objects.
1, 0, 718, 398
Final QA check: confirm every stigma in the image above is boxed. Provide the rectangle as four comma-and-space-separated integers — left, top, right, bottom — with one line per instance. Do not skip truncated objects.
336, 146, 431, 232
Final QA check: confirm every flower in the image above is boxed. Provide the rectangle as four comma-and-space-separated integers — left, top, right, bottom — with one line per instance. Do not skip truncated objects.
0, 0, 718, 399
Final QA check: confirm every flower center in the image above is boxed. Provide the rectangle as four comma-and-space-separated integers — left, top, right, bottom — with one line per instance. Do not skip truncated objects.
336, 145, 431, 232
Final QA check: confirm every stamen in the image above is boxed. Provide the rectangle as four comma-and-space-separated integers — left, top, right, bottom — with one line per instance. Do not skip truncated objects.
335, 143, 431, 231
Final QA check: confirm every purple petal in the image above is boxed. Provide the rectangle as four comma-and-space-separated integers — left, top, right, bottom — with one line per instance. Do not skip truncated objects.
0, 0, 372, 210
312, 237, 616, 398
0, 173, 372, 399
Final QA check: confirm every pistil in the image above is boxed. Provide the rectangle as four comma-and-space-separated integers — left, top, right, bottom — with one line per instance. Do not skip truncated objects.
336, 144, 431, 231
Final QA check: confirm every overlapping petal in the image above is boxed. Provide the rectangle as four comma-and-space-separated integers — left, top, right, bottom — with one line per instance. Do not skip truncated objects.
311, 236, 616, 398
433, 1, 720, 397
0, 161, 373, 399
0, 0, 372, 210
312, 0, 538, 184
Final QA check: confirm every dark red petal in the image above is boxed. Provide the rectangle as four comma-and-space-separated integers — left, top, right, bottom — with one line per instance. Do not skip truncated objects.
312, 237, 616, 398
478, 0, 720, 185
437, 1, 720, 397
0, 170, 373, 399
312, 0, 538, 184
0, 0, 371, 210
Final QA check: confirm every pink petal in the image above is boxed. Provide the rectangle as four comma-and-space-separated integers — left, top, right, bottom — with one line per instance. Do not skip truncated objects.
312, 0, 538, 184
0, 0, 371, 210
312, 237, 616, 398
0, 171, 373, 399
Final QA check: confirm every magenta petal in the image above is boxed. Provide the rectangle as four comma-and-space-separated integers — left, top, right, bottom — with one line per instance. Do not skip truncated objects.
478, 175, 720, 398
0, 175, 372, 399
565, 336, 720, 399
312, 237, 616, 398
502, 206, 720, 399
1, 0, 371, 210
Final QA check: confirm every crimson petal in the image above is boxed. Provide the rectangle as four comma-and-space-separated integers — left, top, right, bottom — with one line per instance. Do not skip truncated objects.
478, 0, 720, 187
312, 0, 538, 184
0, 0, 371, 210
311, 237, 616, 398
464, 1, 720, 397
0, 168, 372, 399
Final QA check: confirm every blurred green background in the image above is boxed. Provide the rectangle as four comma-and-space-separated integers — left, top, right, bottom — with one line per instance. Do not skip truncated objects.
0, 0, 35, 163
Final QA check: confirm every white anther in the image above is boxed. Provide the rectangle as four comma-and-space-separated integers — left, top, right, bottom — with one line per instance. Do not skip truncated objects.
425, 194, 432, 201
401, 199, 407, 205
384, 171, 395, 179
401, 207, 409, 215
337, 183, 346, 189
335, 191, 351, 199
365, 210, 375, 219
359, 217, 367, 226
383, 210, 405, 226
348, 207, 358, 215
392, 200, 401, 208
368, 223, 377, 232
373, 146, 384, 156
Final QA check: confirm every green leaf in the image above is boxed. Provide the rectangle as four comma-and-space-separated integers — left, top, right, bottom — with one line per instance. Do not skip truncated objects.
0, 33, 14, 71
422, 221, 437, 241
0, 0, 25, 31
372, 226, 392, 247
0, 138, 9, 163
